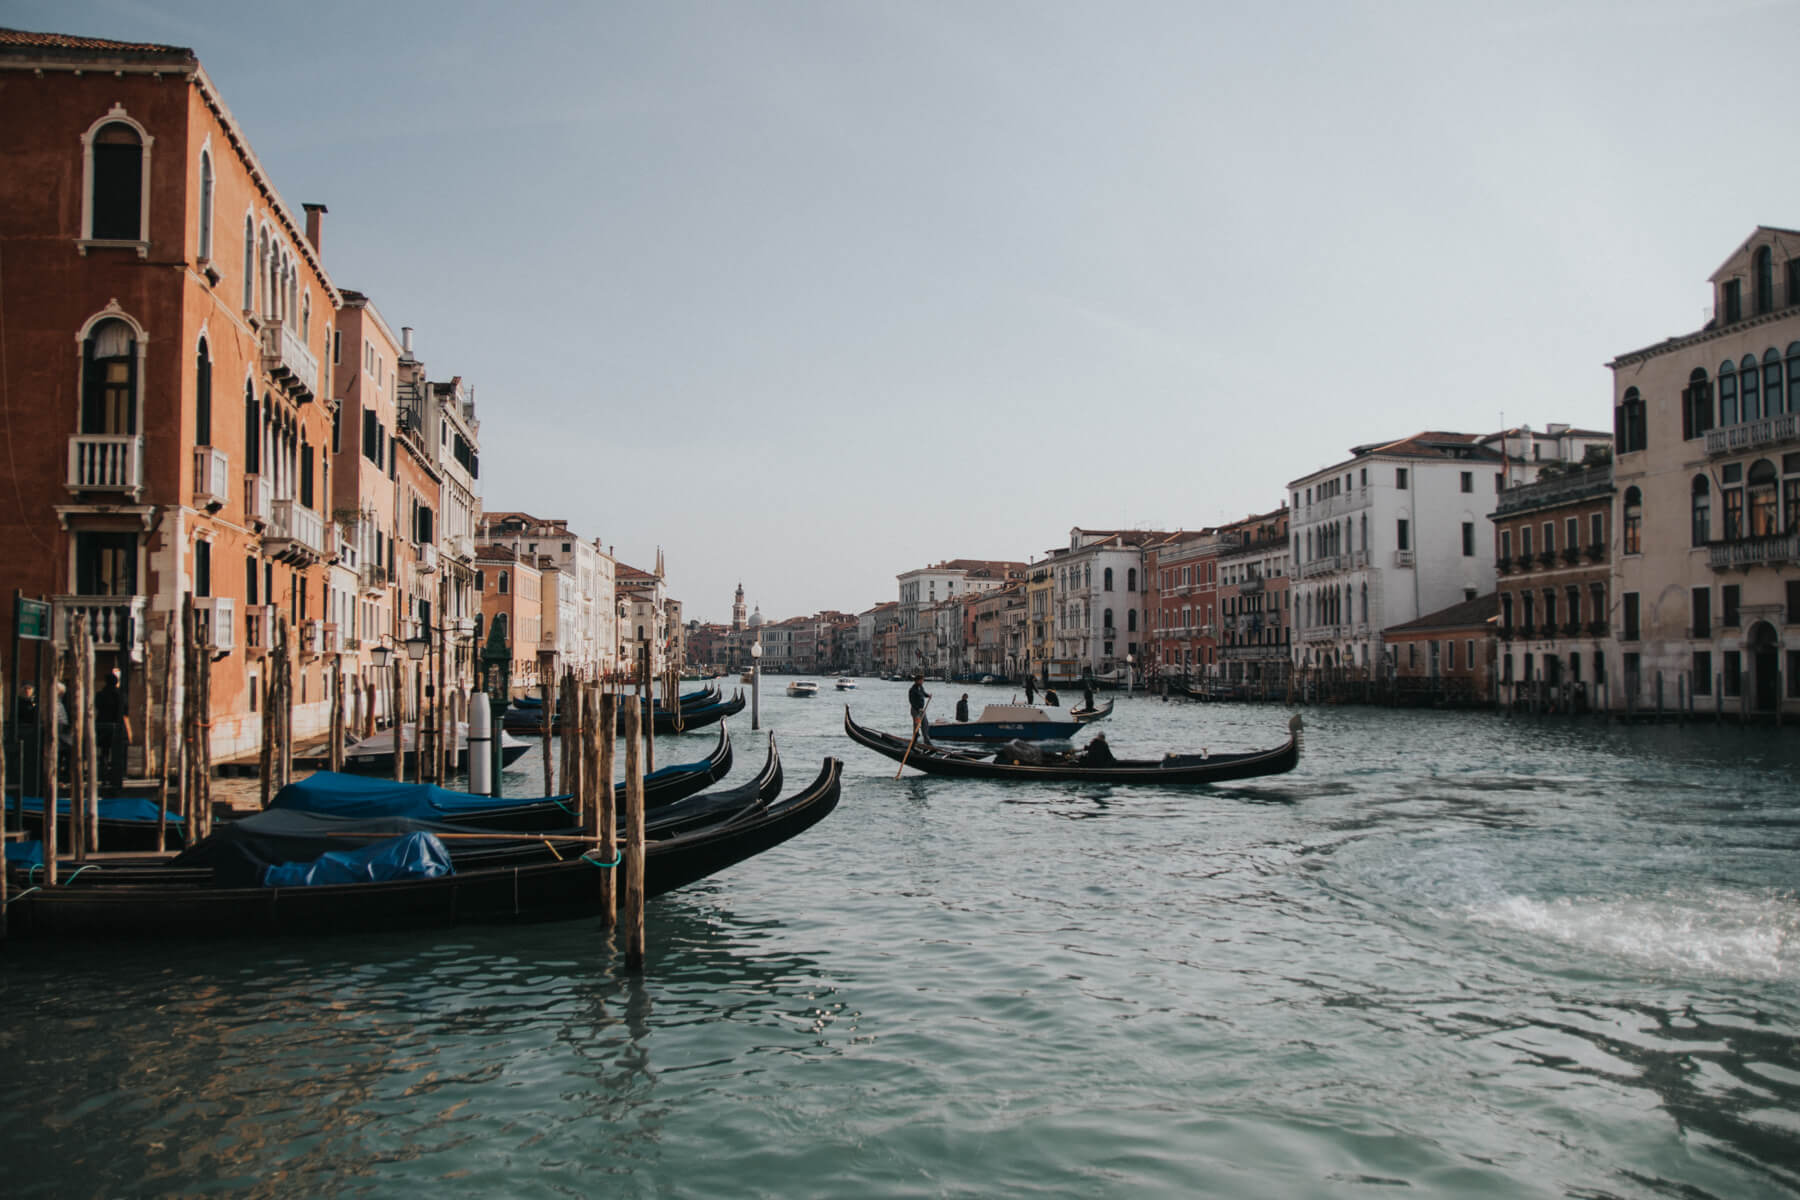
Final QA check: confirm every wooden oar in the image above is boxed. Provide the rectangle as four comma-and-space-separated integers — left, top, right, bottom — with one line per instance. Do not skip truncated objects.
895, 700, 929, 778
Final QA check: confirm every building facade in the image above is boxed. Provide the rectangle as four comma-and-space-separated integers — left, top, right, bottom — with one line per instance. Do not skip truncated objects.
1606, 226, 1800, 716
1493, 461, 1613, 709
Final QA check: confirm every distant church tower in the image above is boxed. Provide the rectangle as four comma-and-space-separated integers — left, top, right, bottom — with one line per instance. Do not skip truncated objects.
731, 582, 747, 632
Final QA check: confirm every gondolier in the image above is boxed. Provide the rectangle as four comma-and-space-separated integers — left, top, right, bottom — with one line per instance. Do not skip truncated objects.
908, 674, 932, 741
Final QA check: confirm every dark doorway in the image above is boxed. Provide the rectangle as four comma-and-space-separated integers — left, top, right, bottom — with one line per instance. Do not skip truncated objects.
1750, 622, 1779, 712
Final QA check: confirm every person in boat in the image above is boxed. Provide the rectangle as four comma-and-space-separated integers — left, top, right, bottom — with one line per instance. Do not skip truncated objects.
955, 693, 970, 722
1082, 680, 1096, 711
908, 675, 932, 741
1023, 675, 1036, 704
1044, 687, 1059, 706
1078, 733, 1115, 766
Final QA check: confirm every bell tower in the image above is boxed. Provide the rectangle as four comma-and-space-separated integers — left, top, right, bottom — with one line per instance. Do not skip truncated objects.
731, 581, 747, 632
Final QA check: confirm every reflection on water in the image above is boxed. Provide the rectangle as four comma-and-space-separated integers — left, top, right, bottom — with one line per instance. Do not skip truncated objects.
4, 684, 1800, 1196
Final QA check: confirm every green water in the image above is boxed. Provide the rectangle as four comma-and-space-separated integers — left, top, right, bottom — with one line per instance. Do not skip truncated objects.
4, 681, 1798, 1197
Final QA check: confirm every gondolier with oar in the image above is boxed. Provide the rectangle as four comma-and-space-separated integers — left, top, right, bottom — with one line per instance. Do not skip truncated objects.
908, 674, 932, 742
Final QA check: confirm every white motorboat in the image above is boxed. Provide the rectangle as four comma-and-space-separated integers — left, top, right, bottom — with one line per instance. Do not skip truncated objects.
787, 681, 820, 697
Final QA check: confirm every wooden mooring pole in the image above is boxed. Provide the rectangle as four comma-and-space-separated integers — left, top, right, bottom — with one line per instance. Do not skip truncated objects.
597, 690, 617, 930
41, 636, 61, 888
157, 612, 176, 849
622, 694, 646, 968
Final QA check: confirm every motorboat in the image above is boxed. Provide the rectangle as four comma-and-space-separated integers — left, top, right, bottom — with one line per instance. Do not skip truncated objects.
835, 678, 857, 691
787, 681, 820, 698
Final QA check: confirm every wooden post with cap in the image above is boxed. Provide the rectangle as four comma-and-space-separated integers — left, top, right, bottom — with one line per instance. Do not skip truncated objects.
622, 694, 645, 966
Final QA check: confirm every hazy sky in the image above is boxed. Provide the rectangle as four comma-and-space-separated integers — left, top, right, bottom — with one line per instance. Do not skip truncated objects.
13, 1, 1799, 622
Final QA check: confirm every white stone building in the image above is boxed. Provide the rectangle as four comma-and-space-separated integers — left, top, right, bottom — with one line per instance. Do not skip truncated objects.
1046, 529, 1165, 683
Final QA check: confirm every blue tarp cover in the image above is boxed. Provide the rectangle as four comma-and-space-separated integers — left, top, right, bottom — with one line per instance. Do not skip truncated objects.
11, 796, 183, 824
271, 762, 701, 821
6, 840, 43, 868
262, 832, 454, 888
270, 772, 576, 820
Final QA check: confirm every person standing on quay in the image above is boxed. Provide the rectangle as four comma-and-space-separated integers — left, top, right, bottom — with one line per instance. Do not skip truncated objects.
95, 668, 128, 795
909, 674, 932, 742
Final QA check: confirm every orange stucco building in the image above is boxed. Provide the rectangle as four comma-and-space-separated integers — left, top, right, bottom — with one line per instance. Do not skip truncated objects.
1, 29, 340, 760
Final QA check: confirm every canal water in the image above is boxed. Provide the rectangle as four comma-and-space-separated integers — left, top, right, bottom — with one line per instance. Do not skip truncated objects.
3, 678, 1798, 1197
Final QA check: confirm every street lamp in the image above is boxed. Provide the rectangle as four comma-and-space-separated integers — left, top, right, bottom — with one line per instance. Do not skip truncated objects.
751, 639, 763, 731
370, 640, 394, 669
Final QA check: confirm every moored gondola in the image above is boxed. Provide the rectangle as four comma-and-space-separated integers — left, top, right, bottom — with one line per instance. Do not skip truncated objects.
273, 725, 739, 830
1069, 698, 1114, 724
3, 756, 841, 940
845, 707, 1300, 785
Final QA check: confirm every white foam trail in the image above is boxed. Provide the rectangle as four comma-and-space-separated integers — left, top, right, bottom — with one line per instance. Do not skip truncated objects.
1468, 888, 1800, 981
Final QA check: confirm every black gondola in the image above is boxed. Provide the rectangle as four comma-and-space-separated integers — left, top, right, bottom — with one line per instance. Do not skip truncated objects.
635, 692, 746, 735
273, 725, 740, 832
844, 708, 1301, 785
2, 758, 842, 940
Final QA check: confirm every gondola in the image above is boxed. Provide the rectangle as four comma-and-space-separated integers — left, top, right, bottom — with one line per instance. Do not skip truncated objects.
845, 708, 1301, 784
2, 758, 842, 940
1070, 698, 1114, 724
272, 725, 739, 831
10, 795, 185, 851
635, 692, 746, 735
341, 723, 531, 775
503, 686, 723, 732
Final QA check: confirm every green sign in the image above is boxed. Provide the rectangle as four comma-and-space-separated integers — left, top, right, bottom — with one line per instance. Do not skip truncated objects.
16, 597, 50, 641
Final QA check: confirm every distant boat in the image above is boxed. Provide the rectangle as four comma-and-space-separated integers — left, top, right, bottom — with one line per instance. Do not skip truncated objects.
835, 677, 857, 691
788, 680, 820, 697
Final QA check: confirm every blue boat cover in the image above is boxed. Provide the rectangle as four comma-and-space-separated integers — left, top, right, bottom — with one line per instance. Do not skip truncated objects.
271, 762, 702, 821
6, 839, 44, 867
262, 832, 454, 888
11, 795, 184, 824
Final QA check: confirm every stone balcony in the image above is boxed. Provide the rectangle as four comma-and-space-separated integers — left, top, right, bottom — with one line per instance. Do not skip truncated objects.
1708, 534, 1800, 571
193, 446, 229, 511
244, 474, 273, 528
67, 434, 145, 498
261, 323, 319, 403
195, 595, 236, 653
1704, 412, 1800, 458
266, 498, 328, 564
52, 594, 147, 659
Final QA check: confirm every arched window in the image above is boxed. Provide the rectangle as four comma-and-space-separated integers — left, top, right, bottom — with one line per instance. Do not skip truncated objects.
1755, 246, 1774, 314
1103, 607, 1114, 629
81, 318, 137, 434
1741, 354, 1761, 422
1103, 567, 1113, 591
1616, 387, 1647, 453
302, 292, 311, 340
1790, 343, 1800, 413
1623, 486, 1643, 555
194, 338, 212, 446
197, 150, 214, 261
1683, 367, 1713, 439
84, 116, 147, 242
242, 215, 255, 310
1764, 348, 1784, 417
1127, 609, 1137, 632
498, 570, 510, 594
243, 381, 260, 474
1748, 459, 1778, 536
1720, 360, 1739, 426
1127, 568, 1137, 592
1691, 476, 1710, 547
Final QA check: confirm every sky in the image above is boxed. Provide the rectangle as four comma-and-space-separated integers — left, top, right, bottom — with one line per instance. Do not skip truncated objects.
10, 0, 1799, 622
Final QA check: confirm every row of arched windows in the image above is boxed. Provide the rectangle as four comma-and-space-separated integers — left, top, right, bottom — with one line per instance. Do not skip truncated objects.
1689, 462, 1798, 544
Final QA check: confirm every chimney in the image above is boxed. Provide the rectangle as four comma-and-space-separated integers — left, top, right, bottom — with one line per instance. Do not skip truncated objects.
303, 202, 327, 253
401, 327, 414, 358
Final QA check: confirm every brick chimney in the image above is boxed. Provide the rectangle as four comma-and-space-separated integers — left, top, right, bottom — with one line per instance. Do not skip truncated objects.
303, 202, 328, 253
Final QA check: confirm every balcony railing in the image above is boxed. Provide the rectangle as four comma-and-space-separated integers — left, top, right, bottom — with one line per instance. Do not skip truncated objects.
261, 323, 319, 403
1239, 576, 1265, 595
1708, 534, 1800, 571
244, 474, 272, 528
1302, 624, 1346, 643
1494, 464, 1614, 515
195, 596, 236, 653
359, 562, 388, 594
51, 595, 147, 657
450, 533, 476, 561
193, 446, 229, 510
267, 498, 328, 563
1394, 550, 1415, 568
300, 619, 324, 656
321, 622, 343, 655
1301, 554, 1345, 579
1704, 412, 1800, 457
67, 434, 145, 497
1496, 556, 1512, 574
416, 542, 439, 573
